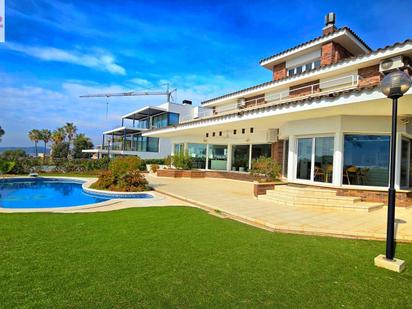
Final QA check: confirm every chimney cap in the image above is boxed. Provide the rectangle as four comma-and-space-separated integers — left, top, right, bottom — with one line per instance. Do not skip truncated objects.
325, 12, 336, 26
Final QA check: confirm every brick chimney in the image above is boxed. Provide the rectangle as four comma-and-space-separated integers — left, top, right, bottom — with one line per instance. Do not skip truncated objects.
322, 12, 336, 35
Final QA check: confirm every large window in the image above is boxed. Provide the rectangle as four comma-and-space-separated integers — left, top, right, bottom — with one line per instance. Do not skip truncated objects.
296, 138, 312, 180
251, 144, 271, 160
287, 59, 321, 77
232, 145, 250, 172
152, 113, 168, 128
401, 138, 410, 188
152, 112, 180, 128
296, 137, 334, 183
188, 143, 207, 169
343, 135, 389, 186
135, 136, 159, 153
174, 143, 184, 155
208, 145, 228, 170
168, 113, 180, 126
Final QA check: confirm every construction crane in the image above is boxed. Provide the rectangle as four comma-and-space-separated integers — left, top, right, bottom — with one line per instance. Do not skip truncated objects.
79, 84, 177, 119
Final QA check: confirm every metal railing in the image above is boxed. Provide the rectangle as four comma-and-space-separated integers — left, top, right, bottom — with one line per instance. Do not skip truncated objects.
190, 74, 362, 121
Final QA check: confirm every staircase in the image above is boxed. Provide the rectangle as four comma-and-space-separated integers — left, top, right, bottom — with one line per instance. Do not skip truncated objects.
258, 185, 383, 212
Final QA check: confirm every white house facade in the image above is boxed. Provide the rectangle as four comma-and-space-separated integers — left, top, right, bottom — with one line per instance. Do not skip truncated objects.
144, 14, 412, 201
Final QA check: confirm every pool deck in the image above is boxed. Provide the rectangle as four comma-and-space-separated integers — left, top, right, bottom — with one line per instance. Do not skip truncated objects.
145, 174, 412, 242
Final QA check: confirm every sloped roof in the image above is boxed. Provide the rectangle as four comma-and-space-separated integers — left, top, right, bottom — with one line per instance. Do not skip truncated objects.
201, 39, 412, 105
259, 26, 371, 65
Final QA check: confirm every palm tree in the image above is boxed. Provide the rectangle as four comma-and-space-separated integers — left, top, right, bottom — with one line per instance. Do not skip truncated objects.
51, 128, 66, 145
64, 123, 77, 159
0, 126, 4, 143
40, 129, 52, 157
28, 129, 41, 157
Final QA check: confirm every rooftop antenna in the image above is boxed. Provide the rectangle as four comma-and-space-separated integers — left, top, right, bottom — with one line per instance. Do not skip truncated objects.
79, 84, 177, 120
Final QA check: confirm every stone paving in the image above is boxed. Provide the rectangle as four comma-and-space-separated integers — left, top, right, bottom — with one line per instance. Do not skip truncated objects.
146, 174, 412, 242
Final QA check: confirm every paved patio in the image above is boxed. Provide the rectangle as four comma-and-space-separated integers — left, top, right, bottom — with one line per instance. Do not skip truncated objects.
146, 174, 412, 242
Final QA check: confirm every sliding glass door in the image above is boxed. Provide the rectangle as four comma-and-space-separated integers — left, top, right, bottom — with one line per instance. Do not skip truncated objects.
296, 138, 312, 180
296, 136, 334, 183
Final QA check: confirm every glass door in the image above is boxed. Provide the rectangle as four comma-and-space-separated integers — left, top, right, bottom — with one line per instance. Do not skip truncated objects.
296, 136, 334, 183
296, 138, 313, 180
400, 138, 410, 188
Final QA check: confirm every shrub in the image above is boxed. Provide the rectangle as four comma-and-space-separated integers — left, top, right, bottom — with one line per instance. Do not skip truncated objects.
172, 151, 193, 170
7, 157, 41, 174
117, 170, 150, 192
0, 159, 16, 175
250, 156, 281, 182
150, 164, 159, 173
51, 158, 110, 174
90, 170, 116, 190
91, 168, 149, 192
109, 156, 141, 177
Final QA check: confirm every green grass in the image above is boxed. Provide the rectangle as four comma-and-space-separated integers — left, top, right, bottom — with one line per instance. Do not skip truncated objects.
0, 207, 411, 308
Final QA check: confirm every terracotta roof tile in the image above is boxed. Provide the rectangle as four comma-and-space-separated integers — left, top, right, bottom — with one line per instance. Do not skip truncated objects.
201, 39, 412, 105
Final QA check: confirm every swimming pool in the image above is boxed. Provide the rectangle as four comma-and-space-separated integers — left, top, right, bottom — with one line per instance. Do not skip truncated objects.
0, 178, 152, 209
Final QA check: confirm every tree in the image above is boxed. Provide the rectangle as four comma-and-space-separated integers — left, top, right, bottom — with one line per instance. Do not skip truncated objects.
0, 126, 4, 143
0, 149, 27, 160
73, 134, 94, 159
51, 142, 69, 159
51, 128, 66, 145
28, 129, 41, 157
64, 123, 77, 159
40, 129, 52, 157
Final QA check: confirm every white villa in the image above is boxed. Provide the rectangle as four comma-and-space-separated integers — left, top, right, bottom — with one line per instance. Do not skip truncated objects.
84, 101, 210, 159
144, 13, 412, 204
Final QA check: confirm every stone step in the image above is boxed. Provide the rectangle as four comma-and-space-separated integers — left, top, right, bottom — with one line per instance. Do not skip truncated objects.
274, 185, 338, 197
264, 191, 362, 206
258, 195, 383, 212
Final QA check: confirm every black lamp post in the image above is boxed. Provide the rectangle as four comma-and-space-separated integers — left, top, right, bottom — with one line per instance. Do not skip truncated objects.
380, 70, 412, 260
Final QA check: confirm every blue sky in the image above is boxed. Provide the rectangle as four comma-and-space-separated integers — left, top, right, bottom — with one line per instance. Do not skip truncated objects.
1, 0, 411, 147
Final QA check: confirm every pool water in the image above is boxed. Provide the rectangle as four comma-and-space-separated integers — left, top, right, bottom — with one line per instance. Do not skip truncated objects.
0, 179, 109, 209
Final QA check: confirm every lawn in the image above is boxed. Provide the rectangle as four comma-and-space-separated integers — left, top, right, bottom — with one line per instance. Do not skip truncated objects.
0, 207, 411, 308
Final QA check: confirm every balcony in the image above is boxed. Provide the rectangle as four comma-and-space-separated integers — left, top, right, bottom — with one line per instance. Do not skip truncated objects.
194, 74, 364, 121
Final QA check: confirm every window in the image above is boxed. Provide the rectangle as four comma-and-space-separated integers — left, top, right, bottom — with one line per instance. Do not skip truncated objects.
242, 128, 245, 134
188, 143, 207, 169
232, 145, 250, 172
296, 137, 334, 183
152, 113, 168, 128
147, 137, 159, 152
287, 58, 321, 76
251, 144, 271, 160
174, 143, 184, 155
208, 145, 228, 170
343, 135, 390, 186
219, 131, 222, 136
168, 112, 180, 126
206, 133, 209, 138
136, 136, 159, 152
250, 128, 254, 133
233, 129, 237, 135
401, 138, 410, 188
212, 132, 216, 137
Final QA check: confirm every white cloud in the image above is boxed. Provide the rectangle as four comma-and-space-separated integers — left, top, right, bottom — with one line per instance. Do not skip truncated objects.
4, 43, 126, 75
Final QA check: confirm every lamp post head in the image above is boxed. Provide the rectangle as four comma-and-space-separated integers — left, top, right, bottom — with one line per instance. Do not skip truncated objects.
380, 70, 412, 99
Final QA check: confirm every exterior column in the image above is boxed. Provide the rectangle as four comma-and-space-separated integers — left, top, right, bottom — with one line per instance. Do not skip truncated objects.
248, 144, 252, 170
227, 144, 232, 171
122, 129, 126, 151
333, 132, 343, 186
287, 135, 296, 182
205, 144, 209, 170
